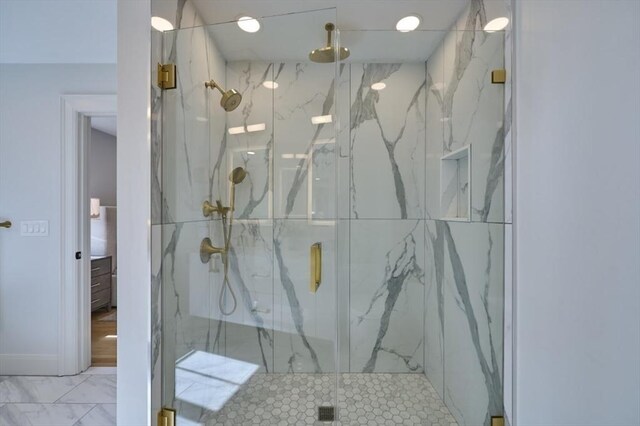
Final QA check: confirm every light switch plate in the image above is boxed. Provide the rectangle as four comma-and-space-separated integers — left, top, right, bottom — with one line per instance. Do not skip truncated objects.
20, 220, 49, 236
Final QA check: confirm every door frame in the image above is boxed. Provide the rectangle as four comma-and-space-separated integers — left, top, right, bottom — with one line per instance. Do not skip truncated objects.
60, 94, 117, 375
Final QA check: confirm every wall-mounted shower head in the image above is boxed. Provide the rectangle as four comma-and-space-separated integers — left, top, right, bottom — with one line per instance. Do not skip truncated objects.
309, 23, 350, 63
229, 167, 247, 185
205, 79, 243, 111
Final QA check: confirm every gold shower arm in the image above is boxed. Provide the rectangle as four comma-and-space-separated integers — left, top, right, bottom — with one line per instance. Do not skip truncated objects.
325, 23, 334, 47
204, 80, 225, 95
0, 220, 11, 229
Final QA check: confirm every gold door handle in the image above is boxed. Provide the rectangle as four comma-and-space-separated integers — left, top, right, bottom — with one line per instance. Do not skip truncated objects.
0, 221, 11, 229
310, 242, 322, 293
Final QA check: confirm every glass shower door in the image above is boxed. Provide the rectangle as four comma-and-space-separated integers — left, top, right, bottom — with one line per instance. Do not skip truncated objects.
158, 9, 340, 425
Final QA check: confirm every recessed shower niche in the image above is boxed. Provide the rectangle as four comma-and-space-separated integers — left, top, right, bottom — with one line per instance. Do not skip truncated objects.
440, 145, 471, 221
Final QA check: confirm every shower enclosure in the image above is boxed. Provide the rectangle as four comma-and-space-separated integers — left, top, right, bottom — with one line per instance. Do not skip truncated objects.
153, 4, 509, 425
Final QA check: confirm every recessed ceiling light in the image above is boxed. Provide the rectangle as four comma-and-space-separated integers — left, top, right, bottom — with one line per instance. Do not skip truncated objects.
396, 15, 420, 32
151, 16, 173, 32
371, 82, 386, 91
237, 16, 260, 33
263, 80, 278, 89
484, 17, 509, 33
247, 151, 255, 155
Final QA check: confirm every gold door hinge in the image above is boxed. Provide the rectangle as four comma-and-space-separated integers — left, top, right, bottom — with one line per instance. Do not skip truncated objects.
310, 242, 322, 293
157, 63, 177, 90
158, 407, 176, 426
491, 69, 506, 84
491, 416, 505, 426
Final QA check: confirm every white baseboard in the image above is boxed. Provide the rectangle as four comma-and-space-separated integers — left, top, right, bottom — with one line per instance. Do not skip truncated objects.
0, 354, 58, 375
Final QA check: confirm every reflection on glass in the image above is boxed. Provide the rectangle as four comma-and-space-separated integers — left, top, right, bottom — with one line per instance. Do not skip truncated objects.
175, 351, 259, 412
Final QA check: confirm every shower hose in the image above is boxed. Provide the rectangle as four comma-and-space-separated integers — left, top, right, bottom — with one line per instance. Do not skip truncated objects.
219, 195, 238, 316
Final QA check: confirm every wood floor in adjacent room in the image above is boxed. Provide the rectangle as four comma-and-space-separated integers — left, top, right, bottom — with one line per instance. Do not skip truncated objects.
91, 308, 117, 366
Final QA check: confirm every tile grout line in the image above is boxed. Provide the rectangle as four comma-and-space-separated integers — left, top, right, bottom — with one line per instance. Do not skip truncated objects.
70, 402, 99, 426
52, 374, 93, 404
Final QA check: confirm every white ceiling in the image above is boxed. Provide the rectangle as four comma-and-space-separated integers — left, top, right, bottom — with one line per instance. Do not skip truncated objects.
0, 0, 475, 64
92, 116, 117, 137
190, 0, 469, 31
191, 0, 469, 62
0, 0, 116, 64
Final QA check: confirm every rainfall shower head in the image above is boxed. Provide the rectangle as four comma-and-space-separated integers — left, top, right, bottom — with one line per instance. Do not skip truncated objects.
205, 80, 243, 111
309, 23, 350, 63
229, 167, 247, 185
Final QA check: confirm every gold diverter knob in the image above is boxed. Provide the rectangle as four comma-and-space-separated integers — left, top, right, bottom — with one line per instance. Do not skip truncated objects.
200, 237, 225, 263
202, 200, 230, 218
0, 220, 11, 229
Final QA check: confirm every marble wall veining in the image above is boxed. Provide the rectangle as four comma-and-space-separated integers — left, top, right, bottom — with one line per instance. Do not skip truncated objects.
151, 1, 511, 425
350, 63, 426, 220
423, 1, 511, 424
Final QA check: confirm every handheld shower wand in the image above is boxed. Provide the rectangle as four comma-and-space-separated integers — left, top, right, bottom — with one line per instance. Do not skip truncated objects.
200, 167, 247, 316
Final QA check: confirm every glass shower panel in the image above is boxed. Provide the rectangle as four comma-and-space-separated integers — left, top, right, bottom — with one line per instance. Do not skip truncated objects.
158, 9, 507, 424
160, 9, 339, 425
337, 26, 506, 425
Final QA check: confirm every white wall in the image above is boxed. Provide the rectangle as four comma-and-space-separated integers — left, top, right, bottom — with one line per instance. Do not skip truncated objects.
117, 0, 152, 423
89, 129, 117, 206
0, 0, 116, 64
514, 1, 640, 424
0, 64, 116, 374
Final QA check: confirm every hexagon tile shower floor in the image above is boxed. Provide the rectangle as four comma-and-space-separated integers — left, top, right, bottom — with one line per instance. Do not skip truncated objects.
198, 373, 457, 425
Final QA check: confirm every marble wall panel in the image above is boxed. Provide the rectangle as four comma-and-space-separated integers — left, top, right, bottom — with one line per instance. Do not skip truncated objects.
272, 220, 337, 373
225, 62, 274, 220
350, 64, 426, 219
222, 219, 275, 373
160, 220, 223, 407
161, 23, 226, 224
424, 220, 446, 399
442, 221, 504, 426
426, 46, 445, 221
349, 220, 425, 373
273, 63, 338, 220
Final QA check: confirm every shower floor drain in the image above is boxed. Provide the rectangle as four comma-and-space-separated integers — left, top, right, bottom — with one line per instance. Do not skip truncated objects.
318, 406, 335, 422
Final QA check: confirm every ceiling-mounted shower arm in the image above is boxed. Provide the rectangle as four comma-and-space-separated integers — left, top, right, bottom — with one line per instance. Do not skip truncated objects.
309, 22, 350, 63
325, 23, 334, 48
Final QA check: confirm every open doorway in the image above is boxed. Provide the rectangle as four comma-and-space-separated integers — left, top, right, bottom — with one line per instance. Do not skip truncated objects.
88, 116, 118, 367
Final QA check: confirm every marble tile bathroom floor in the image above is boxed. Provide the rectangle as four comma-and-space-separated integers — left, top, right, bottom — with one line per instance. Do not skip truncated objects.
0, 368, 116, 426
184, 373, 457, 426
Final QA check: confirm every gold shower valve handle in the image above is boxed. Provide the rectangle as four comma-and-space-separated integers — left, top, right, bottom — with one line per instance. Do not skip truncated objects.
0, 220, 11, 229
200, 237, 226, 263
